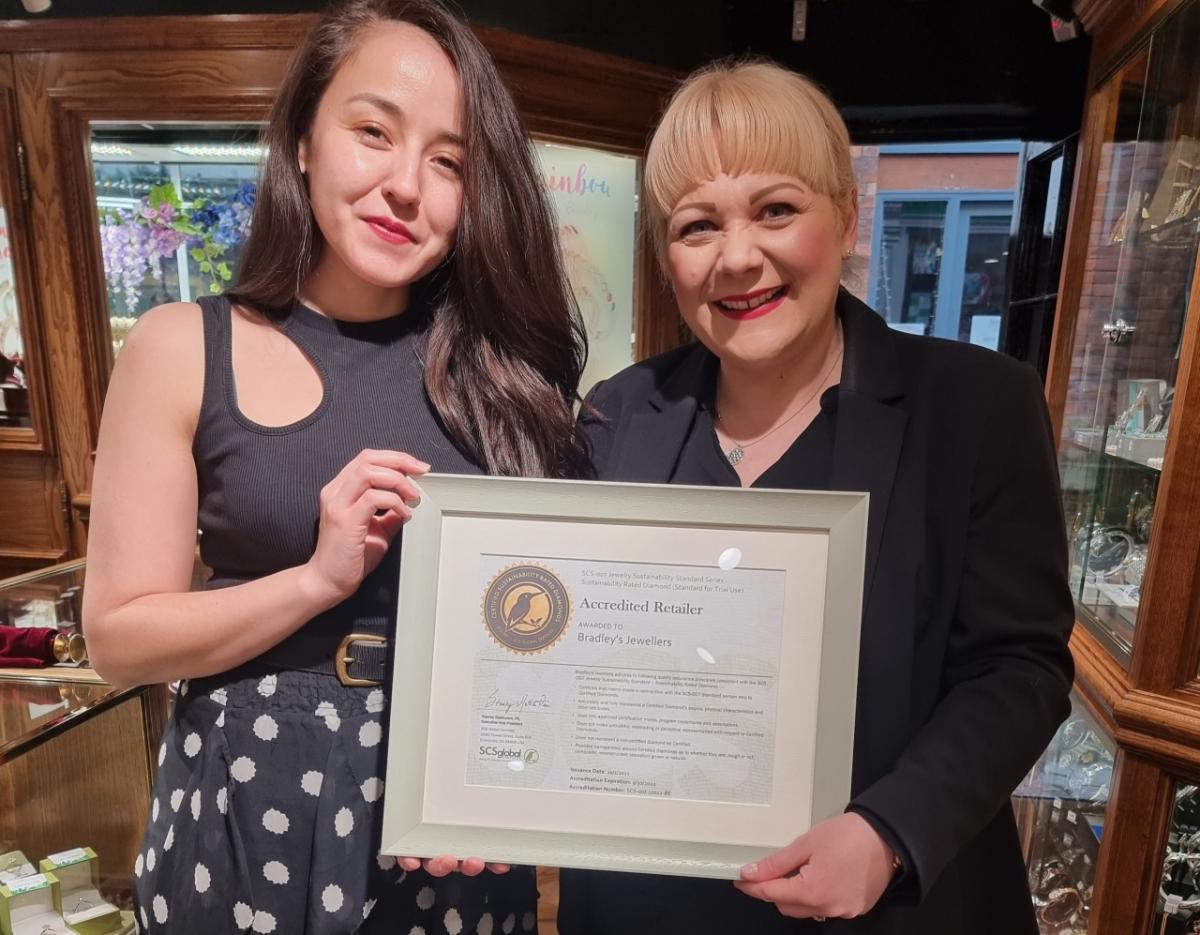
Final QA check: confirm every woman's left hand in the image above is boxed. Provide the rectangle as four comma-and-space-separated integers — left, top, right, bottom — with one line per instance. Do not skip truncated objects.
398, 856, 510, 877
734, 813, 895, 920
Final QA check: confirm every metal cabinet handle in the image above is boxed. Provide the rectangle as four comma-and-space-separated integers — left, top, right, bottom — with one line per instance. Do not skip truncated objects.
1102, 319, 1137, 344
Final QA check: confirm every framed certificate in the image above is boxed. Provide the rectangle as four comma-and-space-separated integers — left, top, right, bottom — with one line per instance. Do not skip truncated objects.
380, 474, 868, 879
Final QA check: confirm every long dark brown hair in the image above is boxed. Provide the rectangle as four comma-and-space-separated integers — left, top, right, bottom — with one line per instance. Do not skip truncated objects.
230, 0, 588, 478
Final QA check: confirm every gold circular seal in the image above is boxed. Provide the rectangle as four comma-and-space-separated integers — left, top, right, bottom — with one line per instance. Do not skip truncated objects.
482, 564, 571, 653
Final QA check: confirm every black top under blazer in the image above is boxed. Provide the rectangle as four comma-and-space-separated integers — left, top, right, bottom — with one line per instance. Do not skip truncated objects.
558, 290, 1076, 935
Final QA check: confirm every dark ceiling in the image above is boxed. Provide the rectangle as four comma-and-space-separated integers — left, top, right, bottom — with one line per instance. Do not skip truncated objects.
2, 0, 1091, 143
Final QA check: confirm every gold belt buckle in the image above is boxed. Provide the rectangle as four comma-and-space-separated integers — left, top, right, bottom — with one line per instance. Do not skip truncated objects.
334, 633, 386, 687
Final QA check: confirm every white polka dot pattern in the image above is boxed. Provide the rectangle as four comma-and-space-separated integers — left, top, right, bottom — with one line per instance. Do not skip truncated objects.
253, 714, 279, 741
301, 770, 323, 797
262, 808, 289, 834
359, 721, 382, 748
231, 757, 256, 783
322, 883, 344, 913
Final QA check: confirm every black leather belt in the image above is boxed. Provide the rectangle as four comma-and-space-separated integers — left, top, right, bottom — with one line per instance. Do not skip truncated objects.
257, 632, 389, 687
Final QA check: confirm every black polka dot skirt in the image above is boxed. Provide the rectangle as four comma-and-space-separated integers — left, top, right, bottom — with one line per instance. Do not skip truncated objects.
132, 664, 538, 934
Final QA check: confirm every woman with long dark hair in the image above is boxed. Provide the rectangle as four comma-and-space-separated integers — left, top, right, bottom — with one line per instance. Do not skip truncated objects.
83, 2, 585, 932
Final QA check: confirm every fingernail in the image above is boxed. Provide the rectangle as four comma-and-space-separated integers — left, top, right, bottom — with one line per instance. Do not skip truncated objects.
742, 863, 758, 877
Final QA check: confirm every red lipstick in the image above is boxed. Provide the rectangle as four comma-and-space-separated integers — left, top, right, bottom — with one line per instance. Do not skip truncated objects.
364, 216, 415, 245
712, 285, 788, 321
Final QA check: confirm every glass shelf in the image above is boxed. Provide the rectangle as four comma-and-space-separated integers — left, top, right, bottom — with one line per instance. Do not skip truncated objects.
1014, 694, 1115, 934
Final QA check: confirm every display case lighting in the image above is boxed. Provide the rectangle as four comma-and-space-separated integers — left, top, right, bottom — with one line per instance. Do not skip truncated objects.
90, 143, 134, 157
172, 144, 267, 159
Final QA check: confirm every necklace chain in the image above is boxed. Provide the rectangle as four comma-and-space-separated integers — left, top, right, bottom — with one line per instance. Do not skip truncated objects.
716, 336, 844, 465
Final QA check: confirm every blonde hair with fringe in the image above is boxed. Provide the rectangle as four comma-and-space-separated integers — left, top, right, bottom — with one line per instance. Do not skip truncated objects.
644, 60, 855, 266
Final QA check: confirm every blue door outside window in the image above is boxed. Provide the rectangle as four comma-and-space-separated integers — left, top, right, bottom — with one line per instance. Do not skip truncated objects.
869, 192, 1014, 350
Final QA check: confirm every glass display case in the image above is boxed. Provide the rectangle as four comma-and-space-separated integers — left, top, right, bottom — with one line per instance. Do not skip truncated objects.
0, 561, 170, 935
1056, 0, 1200, 662
0, 562, 84, 654
89, 124, 264, 357
1014, 694, 1116, 934
1154, 783, 1200, 934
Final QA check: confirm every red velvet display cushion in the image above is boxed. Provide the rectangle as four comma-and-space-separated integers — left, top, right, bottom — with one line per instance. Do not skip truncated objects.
0, 625, 56, 667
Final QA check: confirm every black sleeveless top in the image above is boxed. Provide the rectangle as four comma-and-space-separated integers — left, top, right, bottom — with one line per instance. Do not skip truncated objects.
193, 294, 481, 661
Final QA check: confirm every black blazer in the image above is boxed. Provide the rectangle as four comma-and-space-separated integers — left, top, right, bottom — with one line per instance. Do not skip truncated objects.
558, 291, 1075, 935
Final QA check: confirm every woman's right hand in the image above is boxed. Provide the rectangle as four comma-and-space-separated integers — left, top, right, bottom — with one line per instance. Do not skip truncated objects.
301, 449, 429, 607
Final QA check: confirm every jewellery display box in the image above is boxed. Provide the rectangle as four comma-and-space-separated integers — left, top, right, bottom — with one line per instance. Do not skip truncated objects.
37, 850, 120, 935
0, 855, 35, 888
0, 870, 65, 935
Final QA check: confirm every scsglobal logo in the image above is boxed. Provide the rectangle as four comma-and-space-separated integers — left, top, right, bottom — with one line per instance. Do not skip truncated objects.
477, 746, 541, 764
479, 746, 523, 761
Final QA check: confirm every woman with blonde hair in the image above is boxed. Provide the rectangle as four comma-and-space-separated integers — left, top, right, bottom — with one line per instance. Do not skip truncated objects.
559, 60, 1073, 934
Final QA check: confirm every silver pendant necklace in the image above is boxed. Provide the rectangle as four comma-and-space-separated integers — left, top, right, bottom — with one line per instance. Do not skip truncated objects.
717, 340, 844, 466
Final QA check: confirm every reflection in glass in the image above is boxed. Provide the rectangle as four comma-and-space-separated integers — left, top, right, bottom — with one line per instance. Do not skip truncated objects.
1013, 694, 1115, 934
1057, 3, 1200, 662
1154, 784, 1200, 933
957, 211, 1012, 348
873, 200, 947, 335
0, 199, 30, 428
90, 126, 263, 356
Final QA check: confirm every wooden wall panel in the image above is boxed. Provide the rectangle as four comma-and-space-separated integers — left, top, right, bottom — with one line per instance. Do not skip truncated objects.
0, 454, 67, 578
11, 46, 294, 558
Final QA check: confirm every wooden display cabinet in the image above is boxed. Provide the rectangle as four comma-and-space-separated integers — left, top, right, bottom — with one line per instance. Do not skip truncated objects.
1037, 0, 1200, 931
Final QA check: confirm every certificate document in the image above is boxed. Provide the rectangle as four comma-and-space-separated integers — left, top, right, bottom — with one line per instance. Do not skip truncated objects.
381, 475, 867, 878
466, 556, 785, 807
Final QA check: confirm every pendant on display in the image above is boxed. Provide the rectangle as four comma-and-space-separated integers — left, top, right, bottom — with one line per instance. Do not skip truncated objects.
726, 446, 745, 465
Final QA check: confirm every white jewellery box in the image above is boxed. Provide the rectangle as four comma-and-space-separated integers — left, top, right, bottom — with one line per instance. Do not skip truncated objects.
38, 848, 122, 935
0, 871, 66, 935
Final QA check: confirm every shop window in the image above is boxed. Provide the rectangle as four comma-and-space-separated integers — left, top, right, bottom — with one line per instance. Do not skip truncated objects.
870, 195, 1014, 350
